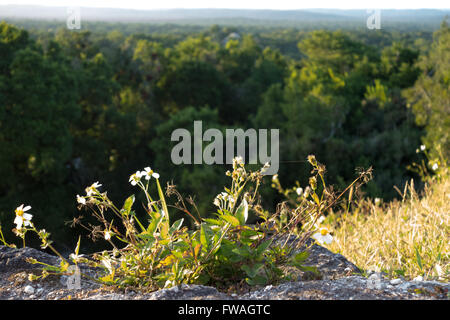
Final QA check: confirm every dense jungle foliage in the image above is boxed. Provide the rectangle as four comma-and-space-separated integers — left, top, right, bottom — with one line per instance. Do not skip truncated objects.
0, 18, 448, 252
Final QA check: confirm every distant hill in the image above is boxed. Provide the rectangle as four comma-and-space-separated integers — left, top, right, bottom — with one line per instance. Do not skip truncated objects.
0, 5, 449, 30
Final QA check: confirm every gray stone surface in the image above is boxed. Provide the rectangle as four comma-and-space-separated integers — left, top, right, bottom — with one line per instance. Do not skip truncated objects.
0, 245, 59, 272
273, 235, 361, 280
0, 244, 448, 300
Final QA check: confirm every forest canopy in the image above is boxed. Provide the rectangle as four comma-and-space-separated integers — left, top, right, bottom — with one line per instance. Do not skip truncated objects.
0, 16, 448, 251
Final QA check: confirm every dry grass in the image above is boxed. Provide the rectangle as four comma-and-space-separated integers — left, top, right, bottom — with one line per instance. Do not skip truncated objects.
324, 173, 449, 281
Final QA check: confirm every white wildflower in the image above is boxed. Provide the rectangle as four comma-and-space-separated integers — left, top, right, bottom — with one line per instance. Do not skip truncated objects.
129, 171, 142, 186
14, 204, 33, 229
69, 253, 85, 263
141, 167, 160, 180
86, 182, 102, 196
76, 195, 86, 205
312, 227, 333, 245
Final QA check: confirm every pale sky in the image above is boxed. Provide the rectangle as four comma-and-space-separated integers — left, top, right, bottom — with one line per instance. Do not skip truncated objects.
0, 0, 449, 10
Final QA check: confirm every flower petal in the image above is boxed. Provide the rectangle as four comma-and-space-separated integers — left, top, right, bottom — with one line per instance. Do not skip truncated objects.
14, 216, 23, 229
323, 234, 333, 244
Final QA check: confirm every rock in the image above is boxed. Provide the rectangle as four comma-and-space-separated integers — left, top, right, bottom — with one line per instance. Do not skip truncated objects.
147, 285, 231, 300
0, 245, 59, 272
168, 286, 179, 293
60, 275, 68, 286
413, 275, 424, 282
87, 293, 129, 300
1, 244, 448, 300
24, 285, 35, 294
239, 276, 449, 300
367, 273, 385, 290
273, 236, 362, 280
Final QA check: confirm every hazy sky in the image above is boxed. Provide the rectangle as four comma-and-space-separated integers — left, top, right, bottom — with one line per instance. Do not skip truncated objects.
1, 0, 449, 10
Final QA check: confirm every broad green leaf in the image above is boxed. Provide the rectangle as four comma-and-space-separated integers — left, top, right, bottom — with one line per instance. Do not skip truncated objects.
293, 251, 310, 263
220, 214, 240, 227
256, 239, 273, 256
232, 246, 251, 258
121, 195, 135, 216
203, 218, 223, 226
200, 223, 212, 250
298, 265, 319, 275
242, 263, 263, 278
241, 228, 263, 241
246, 274, 268, 286
241, 265, 256, 278
235, 199, 248, 225
147, 212, 162, 235
137, 232, 155, 240
171, 250, 184, 260
170, 218, 184, 233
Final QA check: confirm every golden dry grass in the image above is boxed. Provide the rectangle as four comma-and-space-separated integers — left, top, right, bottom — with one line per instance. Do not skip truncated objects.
324, 174, 449, 281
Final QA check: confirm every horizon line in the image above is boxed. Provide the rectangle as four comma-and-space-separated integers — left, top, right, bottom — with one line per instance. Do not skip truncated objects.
2, 5, 450, 11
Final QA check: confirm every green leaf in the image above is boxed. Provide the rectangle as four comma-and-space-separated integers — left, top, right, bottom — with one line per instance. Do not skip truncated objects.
200, 223, 212, 250
133, 215, 146, 232
246, 274, 268, 286
147, 214, 162, 235
312, 193, 320, 205
156, 179, 170, 238
415, 247, 423, 271
203, 218, 223, 226
256, 239, 273, 256
121, 195, 135, 216
235, 199, 248, 225
298, 265, 319, 275
240, 228, 263, 242
293, 251, 310, 263
241, 263, 263, 278
394, 269, 406, 277
220, 214, 240, 227
171, 250, 184, 260
137, 232, 155, 240
170, 218, 184, 233
74, 236, 81, 257
232, 246, 251, 258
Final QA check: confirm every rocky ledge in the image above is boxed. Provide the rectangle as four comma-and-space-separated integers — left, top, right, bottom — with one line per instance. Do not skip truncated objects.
0, 243, 448, 300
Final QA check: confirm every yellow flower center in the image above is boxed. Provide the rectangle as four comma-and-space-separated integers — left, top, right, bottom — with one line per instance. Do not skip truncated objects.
15, 209, 24, 217
320, 228, 329, 236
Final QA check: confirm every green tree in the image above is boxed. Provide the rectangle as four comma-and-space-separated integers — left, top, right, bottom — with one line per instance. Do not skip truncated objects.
404, 20, 450, 160
0, 24, 81, 247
